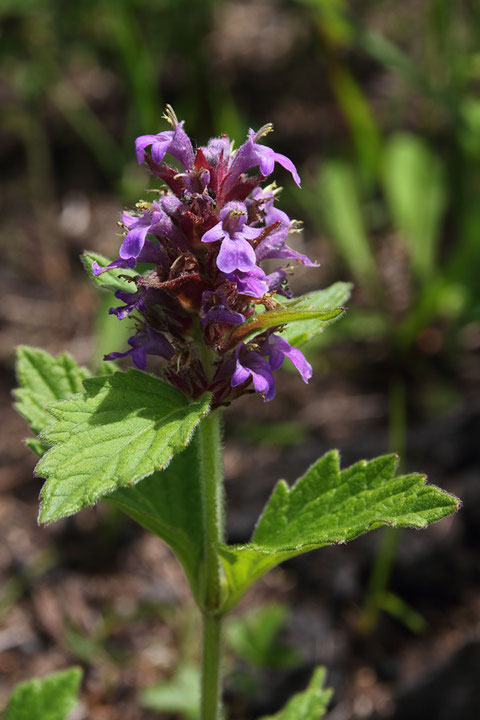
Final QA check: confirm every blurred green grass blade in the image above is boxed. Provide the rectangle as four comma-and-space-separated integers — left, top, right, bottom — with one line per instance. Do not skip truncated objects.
329, 65, 382, 188
359, 29, 438, 103
379, 591, 428, 634
296, 0, 353, 46
382, 133, 447, 281
101, 0, 162, 132
317, 160, 378, 286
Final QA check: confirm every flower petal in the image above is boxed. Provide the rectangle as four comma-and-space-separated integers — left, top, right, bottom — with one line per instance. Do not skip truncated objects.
201, 222, 225, 244
119, 225, 150, 260
216, 235, 256, 274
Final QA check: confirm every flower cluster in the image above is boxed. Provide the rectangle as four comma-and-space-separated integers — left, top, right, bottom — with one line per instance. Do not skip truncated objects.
95, 107, 316, 405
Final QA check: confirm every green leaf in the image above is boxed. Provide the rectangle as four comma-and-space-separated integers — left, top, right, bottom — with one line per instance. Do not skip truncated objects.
219, 452, 460, 612
279, 282, 352, 348
108, 438, 205, 601
81, 251, 137, 293
14, 347, 90, 456
382, 133, 446, 281
226, 603, 299, 669
36, 370, 211, 524
140, 664, 200, 720
6, 667, 82, 720
261, 666, 332, 720
232, 306, 345, 347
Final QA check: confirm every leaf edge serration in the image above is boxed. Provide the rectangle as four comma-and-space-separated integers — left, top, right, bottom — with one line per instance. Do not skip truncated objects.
35, 369, 211, 525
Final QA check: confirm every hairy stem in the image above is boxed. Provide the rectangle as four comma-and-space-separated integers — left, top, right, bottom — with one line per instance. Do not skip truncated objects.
198, 409, 224, 719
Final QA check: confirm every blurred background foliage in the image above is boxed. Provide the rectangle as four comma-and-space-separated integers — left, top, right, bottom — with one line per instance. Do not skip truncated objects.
1, 0, 480, 717
2, 0, 479, 388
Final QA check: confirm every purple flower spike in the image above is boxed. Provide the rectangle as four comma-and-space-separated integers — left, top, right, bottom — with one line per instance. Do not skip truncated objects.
135, 106, 195, 169
201, 201, 261, 274
105, 327, 175, 371
228, 125, 301, 190
231, 345, 276, 401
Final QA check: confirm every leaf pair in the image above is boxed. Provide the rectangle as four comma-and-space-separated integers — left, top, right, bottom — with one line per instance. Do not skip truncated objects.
14, 344, 459, 614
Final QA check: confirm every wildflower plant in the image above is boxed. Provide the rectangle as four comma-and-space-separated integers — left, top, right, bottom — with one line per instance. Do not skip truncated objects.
13, 107, 460, 719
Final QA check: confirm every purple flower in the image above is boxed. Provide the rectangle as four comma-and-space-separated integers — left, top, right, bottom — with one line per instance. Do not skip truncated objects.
104, 327, 175, 371
265, 267, 292, 297
201, 201, 262, 273
118, 210, 155, 261
135, 108, 195, 169
119, 202, 183, 263
227, 125, 301, 191
262, 334, 312, 383
253, 189, 316, 267
109, 289, 146, 320
230, 333, 312, 401
92, 240, 169, 276
200, 291, 245, 325
201, 136, 231, 169
231, 345, 276, 401
224, 267, 268, 298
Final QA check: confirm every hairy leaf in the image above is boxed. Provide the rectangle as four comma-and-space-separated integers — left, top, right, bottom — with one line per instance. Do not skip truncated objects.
280, 281, 352, 348
219, 452, 460, 611
6, 667, 82, 720
36, 370, 210, 524
81, 251, 137, 293
14, 346, 90, 456
261, 666, 331, 720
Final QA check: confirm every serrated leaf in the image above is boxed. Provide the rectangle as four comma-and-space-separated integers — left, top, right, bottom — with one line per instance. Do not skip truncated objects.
14, 347, 90, 454
108, 438, 205, 601
81, 251, 137, 293
36, 370, 211, 524
6, 666, 82, 720
219, 452, 460, 612
279, 282, 352, 348
261, 666, 332, 720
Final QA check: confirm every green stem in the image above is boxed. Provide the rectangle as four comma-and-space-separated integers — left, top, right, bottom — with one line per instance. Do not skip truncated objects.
198, 409, 224, 720
201, 613, 223, 720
